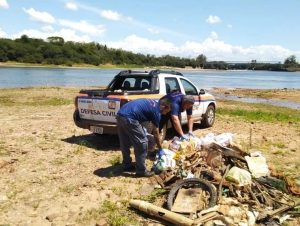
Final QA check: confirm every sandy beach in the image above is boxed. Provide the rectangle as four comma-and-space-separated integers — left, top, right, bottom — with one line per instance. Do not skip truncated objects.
0, 87, 299, 225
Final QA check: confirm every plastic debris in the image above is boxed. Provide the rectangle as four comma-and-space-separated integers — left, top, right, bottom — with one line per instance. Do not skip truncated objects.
143, 132, 299, 226
226, 166, 252, 186
245, 151, 270, 178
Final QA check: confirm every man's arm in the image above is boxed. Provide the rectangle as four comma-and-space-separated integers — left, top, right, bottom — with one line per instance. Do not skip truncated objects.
187, 115, 194, 132
152, 127, 162, 149
171, 115, 184, 137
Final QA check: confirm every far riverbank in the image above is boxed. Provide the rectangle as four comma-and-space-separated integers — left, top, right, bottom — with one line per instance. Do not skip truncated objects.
1, 61, 300, 72
0, 61, 208, 71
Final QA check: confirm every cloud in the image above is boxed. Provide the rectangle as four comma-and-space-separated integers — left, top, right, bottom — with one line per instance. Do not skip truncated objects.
103, 34, 299, 62
106, 35, 178, 56
58, 19, 106, 36
179, 38, 297, 62
11, 28, 92, 43
210, 31, 218, 40
206, 15, 221, 24
23, 8, 56, 24
0, 27, 7, 37
0, 0, 9, 9
41, 25, 54, 32
100, 10, 122, 21
65, 2, 78, 11
147, 27, 160, 34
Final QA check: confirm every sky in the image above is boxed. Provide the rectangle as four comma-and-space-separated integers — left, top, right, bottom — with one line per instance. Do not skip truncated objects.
0, 0, 299, 62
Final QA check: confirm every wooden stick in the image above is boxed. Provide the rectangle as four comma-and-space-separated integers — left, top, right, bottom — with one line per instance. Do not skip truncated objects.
129, 199, 194, 226
257, 201, 300, 221
194, 212, 220, 225
218, 164, 230, 202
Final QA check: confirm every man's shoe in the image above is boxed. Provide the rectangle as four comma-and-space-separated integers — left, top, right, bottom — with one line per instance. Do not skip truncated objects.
123, 164, 135, 172
147, 151, 157, 161
136, 171, 154, 177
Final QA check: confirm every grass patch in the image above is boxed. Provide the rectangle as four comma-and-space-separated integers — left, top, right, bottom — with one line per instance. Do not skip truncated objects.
6, 184, 23, 200
0, 141, 9, 156
272, 149, 287, 156
77, 200, 138, 225
141, 188, 167, 203
217, 101, 300, 123
111, 186, 123, 196
52, 157, 70, 165
73, 142, 87, 155
109, 155, 121, 166
0, 87, 76, 107
59, 185, 77, 194
0, 95, 71, 106
29, 97, 72, 106
0, 96, 15, 106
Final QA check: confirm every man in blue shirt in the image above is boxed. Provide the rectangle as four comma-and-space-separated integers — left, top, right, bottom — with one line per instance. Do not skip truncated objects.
161, 92, 195, 140
116, 98, 171, 177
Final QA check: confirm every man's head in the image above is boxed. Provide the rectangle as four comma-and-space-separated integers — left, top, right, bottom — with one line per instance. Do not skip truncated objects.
182, 95, 195, 110
159, 97, 172, 115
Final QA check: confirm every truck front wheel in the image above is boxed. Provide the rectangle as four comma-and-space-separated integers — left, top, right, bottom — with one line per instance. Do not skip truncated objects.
201, 105, 215, 128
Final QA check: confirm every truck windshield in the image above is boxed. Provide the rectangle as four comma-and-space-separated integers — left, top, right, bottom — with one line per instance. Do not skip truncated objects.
108, 76, 152, 91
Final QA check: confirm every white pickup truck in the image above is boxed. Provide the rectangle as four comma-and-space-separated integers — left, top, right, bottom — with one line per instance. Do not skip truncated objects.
73, 70, 216, 137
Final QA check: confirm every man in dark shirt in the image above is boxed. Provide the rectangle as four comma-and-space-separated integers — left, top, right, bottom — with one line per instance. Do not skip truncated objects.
116, 98, 171, 177
161, 92, 195, 140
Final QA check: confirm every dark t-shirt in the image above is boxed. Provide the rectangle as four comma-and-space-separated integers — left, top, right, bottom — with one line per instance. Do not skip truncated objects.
163, 92, 192, 116
117, 98, 160, 127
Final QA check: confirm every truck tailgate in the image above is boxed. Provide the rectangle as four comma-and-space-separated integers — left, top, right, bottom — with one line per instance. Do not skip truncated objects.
78, 97, 120, 123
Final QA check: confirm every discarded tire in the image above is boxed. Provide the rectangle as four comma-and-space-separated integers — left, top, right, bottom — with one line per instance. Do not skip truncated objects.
167, 178, 217, 211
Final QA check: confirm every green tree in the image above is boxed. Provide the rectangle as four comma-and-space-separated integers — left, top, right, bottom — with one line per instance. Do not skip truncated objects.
47, 36, 65, 45
284, 55, 297, 66
196, 54, 207, 68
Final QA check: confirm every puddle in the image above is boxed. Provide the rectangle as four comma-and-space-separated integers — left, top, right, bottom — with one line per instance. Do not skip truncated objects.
213, 93, 300, 110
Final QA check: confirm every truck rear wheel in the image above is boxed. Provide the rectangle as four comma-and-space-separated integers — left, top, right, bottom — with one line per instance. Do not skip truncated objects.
201, 105, 215, 128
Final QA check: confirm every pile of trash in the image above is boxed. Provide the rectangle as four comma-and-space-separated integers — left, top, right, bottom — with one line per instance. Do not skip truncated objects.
130, 132, 300, 226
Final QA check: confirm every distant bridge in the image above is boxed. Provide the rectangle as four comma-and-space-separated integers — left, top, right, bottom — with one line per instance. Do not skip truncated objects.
224, 60, 282, 64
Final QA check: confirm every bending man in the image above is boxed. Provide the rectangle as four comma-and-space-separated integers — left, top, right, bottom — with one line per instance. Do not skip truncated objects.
161, 92, 195, 140
116, 98, 171, 177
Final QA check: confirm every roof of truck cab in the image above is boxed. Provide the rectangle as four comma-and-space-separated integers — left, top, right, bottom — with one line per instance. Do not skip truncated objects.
115, 69, 184, 77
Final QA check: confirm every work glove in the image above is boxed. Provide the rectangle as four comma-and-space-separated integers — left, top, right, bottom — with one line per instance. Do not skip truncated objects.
188, 131, 194, 137
156, 148, 165, 159
180, 134, 189, 141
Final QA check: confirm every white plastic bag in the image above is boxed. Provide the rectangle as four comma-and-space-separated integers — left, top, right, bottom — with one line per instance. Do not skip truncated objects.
226, 166, 252, 186
245, 152, 270, 178
214, 133, 234, 146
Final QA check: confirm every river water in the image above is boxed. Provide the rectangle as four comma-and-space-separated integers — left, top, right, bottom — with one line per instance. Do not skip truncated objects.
0, 67, 299, 89
0, 67, 299, 109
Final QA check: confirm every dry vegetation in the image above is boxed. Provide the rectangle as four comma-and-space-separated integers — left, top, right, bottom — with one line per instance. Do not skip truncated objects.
0, 87, 299, 225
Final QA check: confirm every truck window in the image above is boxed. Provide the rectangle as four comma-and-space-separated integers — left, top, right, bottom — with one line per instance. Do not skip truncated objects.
165, 78, 180, 94
109, 76, 152, 91
180, 78, 198, 95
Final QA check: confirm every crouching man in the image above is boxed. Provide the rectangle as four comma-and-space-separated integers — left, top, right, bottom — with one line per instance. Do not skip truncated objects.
116, 98, 171, 177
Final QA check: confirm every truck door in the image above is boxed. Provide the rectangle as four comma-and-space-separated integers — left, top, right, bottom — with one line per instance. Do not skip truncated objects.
179, 78, 202, 121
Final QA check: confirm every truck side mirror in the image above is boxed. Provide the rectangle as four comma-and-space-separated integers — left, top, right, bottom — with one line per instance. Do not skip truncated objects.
199, 89, 205, 95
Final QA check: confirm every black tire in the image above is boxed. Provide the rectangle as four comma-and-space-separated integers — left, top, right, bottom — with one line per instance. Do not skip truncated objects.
167, 178, 217, 211
73, 109, 81, 127
201, 104, 215, 128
